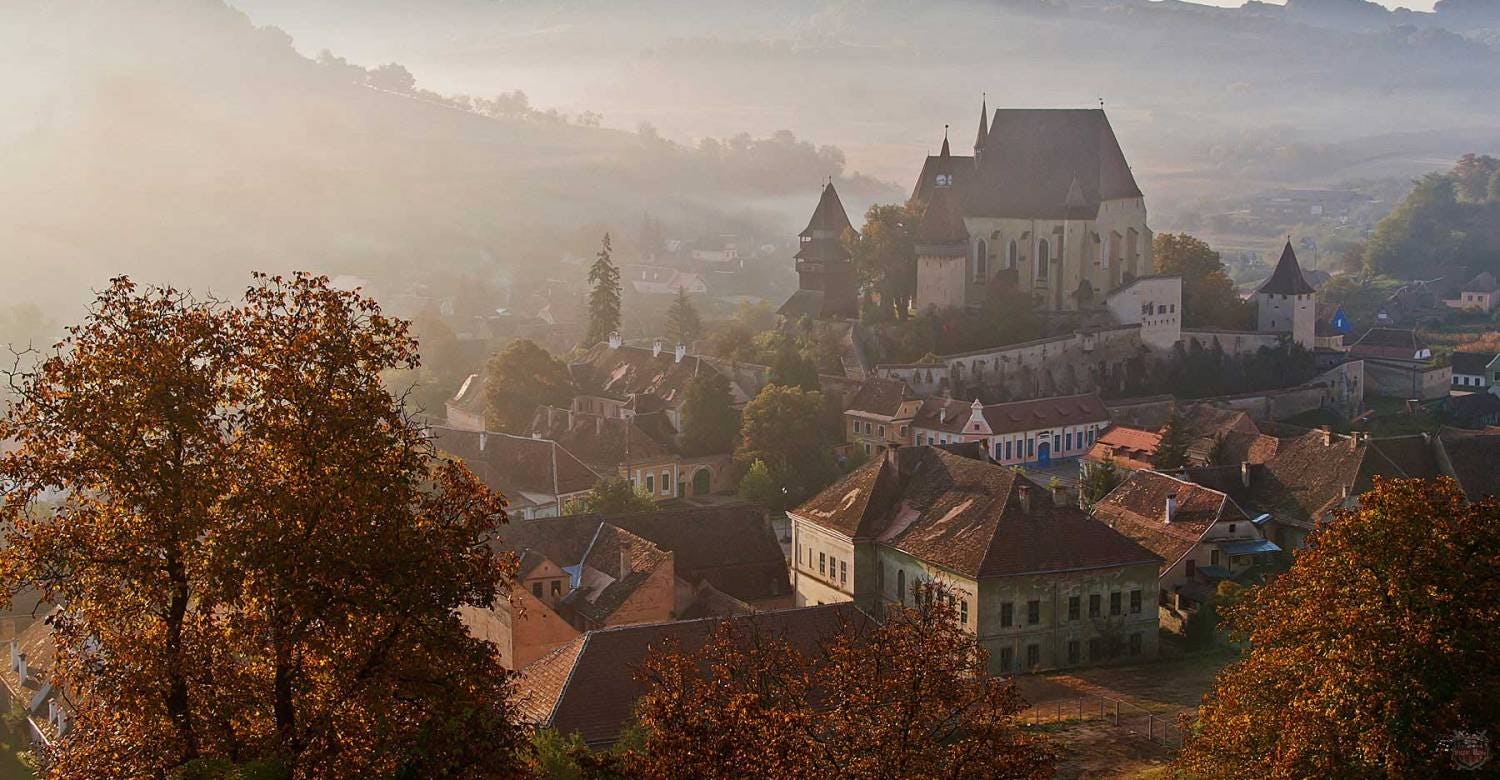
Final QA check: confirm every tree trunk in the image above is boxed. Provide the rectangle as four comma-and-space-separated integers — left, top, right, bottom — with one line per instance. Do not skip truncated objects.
164, 551, 199, 762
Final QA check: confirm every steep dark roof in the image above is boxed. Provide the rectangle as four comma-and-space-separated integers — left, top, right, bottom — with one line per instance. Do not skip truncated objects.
518, 604, 868, 747
914, 109, 1142, 221
497, 505, 790, 603
1464, 272, 1498, 293
980, 392, 1110, 436
793, 448, 1161, 578
778, 289, 826, 320
1451, 352, 1496, 376
431, 426, 599, 504
1349, 328, 1429, 360
845, 377, 918, 418
913, 182, 969, 248
973, 97, 989, 151
570, 344, 747, 408
528, 407, 676, 471
1438, 427, 1500, 499
1255, 242, 1317, 296
1242, 429, 1418, 529
799, 182, 854, 239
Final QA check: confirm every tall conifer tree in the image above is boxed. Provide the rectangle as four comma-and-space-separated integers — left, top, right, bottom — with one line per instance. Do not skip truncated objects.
585, 233, 622, 347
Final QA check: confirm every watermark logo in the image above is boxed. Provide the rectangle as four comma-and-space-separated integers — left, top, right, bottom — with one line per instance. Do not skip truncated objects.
1446, 730, 1490, 771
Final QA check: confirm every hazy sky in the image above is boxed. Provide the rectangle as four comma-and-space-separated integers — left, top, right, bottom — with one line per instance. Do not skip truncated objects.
1187, 0, 1439, 9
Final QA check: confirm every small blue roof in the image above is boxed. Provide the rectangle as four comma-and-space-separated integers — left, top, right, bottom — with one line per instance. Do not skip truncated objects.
1198, 565, 1234, 581
1218, 539, 1282, 557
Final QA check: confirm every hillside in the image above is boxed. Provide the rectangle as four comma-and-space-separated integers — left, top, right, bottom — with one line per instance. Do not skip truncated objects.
0, 1, 898, 316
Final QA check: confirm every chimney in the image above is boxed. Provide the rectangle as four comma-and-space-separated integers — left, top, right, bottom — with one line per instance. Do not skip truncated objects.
8, 639, 16, 673
1017, 483, 1033, 514
1051, 483, 1068, 507
939, 406, 947, 425
547, 406, 556, 429
652, 338, 663, 357
17, 654, 27, 686
608, 331, 622, 349
1341, 484, 1350, 501
1165, 493, 1178, 524
619, 548, 631, 578
478, 432, 487, 452
1240, 461, 1252, 489
1320, 426, 1332, 447
675, 343, 686, 363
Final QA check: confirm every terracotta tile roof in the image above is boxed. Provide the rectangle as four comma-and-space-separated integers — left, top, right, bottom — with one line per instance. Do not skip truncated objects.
794, 448, 1160, 578
1255, 242, 1316, 296
1438, 427, 1500, 499
1243, 429, 1412, 529
514, 635, 585, 725
570, 344, 748, 409
1086, 426, 1160, 471
1090, 472, 1248, 574
431, 426, 600, 502
497, 505, 790, 603
979, 392, 1110, 436
676, 581, 755, 621
570, 525, 672, 623
527, 407, 675, 472
845, 377, 919, 418
1350, 328, 1429, 361
517, 604, 869, 747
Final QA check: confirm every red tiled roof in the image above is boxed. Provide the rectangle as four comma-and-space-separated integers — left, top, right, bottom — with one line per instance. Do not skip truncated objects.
528, 407, 675, 472
1086, 426, 1160, 471
517, 604, 869, 747
794, 448, 1160, 578
431, 426, 600, 502
1090, 472, 1248, 575
980, 392, 1110, 435
570, 344, 745, 408
845, 377, 918, 418
1438, 427, 1500, 500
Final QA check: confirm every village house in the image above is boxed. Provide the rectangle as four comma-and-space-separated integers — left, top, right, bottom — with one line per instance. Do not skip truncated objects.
514, 604, 866, 749
465, 506, 791, 669
430, 426, 598, 520
1446, 271, 1499, 313
909, 392, 1110, 468
842, 377, 923, 457
569, 336, 755, 431
1451, 351, 1498, 390
525, 406, 709, 501
1349, 328, 1450, 400
1085, 404, 1278, 475
788, 446, 1162, 673
1089, 471, 1279, 631
3, 613, 67, 749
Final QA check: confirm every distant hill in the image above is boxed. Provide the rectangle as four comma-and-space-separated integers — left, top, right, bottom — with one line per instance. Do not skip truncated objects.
0, 1, 898, 315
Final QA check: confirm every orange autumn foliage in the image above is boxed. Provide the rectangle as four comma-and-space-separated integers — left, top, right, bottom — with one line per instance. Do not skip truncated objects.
0, 275, 527, 779
1178, 477, 1500, 778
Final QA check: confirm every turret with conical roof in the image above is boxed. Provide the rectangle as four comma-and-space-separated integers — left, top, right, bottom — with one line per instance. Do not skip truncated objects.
782, 181, 859, 320
974, 95, 989, 159
1255, 241, 1316, 348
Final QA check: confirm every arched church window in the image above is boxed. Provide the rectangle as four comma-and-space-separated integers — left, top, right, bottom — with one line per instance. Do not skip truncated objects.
1037, 239, 1050, 280
974, 240, 988, 283
1008, 240, 1019, 269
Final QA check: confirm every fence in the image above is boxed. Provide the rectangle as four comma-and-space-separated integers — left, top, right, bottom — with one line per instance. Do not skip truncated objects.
1021, 694, 1186, 750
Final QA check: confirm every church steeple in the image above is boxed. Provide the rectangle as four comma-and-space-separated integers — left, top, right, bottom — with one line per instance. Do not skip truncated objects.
974, 94, 989, 158
940, 124, 951, 158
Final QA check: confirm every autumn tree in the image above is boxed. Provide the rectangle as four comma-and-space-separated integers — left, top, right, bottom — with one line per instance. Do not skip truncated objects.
735, 384, 837, 507
0, 275, 527, 779
484, 338, 574, 433
665, 288, 702, 346
585, 232, 623, 347
617, 582, 1056, 778
1152, 408, 1192, 471
1153, 233, 1252, 330
1178, 477, 1500, 778
1079, 456, 1122, 508
679, 371, 738, 456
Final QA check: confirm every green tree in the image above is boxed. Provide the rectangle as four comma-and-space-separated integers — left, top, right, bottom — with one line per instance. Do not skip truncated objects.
483, 339, 574, 433
736, 385, 837, 507
584, 232, 622, 347
1153, 408, 1192, 471
1078, 457, 1122, 508
766, 334, 820, 391
574, 476, 656, 515
1178, 478, 1500, 778
736, 459, 782, 510
680, 371, 739, 456
849, 201, 922, 320
1452, 153, 1500, 202
666, 288, 703, 346
1153, 233, 1252, 329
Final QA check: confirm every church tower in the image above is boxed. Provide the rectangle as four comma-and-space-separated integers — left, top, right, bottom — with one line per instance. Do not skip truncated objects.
1255, 241, 1317, 349
785, 181, 858, 320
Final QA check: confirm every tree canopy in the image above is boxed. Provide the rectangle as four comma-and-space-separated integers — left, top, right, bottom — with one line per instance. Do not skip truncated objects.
614, 583, 1056, 778
735, 384, 837, 508
848, 201, 922, 320
571, 476, 657, 515
666, 288, 703, 346
1179, 477, 1500, 778
484, 338, 574, 434
0, 275, 525, 779
679, 370, 739, 456
1363, 156, 1500, 280
1153, 233, 1253, 330
1152, 408, 1192, 470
